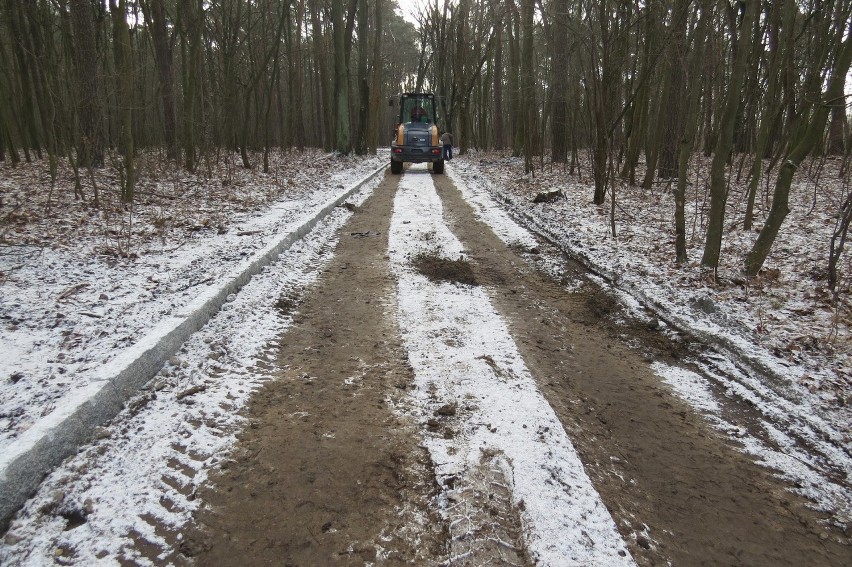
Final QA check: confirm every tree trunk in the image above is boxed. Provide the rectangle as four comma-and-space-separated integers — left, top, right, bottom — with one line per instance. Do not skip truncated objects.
141, 0, 178, 161
179, 0, 202, 171
110, 0, 134, 202
332, 0, 351, 153
589, 0, 626, 204
0, 6, 23, 165
674, 0, 709, 264
283, 1, 297, 148
507, 0, 522, 156
20, 1, 60, 176
827, 82, 847, 155
701, 30, 718, 156
367, 0, 382, 154
549, 2, 568, 163
657, 1, 689, 179
310, 2, 331, 150
454, 0, 470, 156
70, 0, 105, 168
745, 31, 852, 277
294, 0, 306, 149
701, 0, 758, 270
355, 0, 369, 154
493, 16, 505, 150
520, 0, 536, 172
641, 82, 664, 189
828, 191, 852, 292
744, 0, 792, 230
619, 1, 651, 184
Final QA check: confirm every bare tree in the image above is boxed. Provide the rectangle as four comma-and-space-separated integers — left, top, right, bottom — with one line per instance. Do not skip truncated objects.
109, 0, 135, 202
701, 0, 758, 271
141, 0, 178, 161
332, 0, 352, 153
519, 0, 536, 172
743, 0, 793, 231
745, 25, 852, 277
546, 0, 570, 164
70, 0, 105, 168
367, 0, 383, 153
177, 0, 203, 171
674, 0, 711, 264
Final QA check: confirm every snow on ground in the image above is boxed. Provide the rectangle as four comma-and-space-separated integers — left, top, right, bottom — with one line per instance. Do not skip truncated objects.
450, 152, 851, 408
0, 169, 380, 565
447, 153, 852, 528
388, 164, 635, 565
2, 147, 851, 561
0, 150, 382, 455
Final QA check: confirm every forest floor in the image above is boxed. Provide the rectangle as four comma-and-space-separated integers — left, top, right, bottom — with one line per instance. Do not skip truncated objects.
0, 150, 850, 565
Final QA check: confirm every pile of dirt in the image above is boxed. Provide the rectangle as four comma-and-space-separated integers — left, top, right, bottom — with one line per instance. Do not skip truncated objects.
413, 253, 478, 286
584, 284, 621, 318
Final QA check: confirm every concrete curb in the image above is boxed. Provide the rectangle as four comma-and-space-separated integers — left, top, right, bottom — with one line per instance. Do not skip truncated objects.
0, 164, 387, 531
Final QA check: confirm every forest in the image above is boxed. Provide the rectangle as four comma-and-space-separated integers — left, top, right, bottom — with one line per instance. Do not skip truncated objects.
0, 0, 851, 279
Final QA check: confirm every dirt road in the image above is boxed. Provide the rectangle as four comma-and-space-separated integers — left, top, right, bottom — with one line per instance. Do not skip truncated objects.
187, 169, 850, 566
185, 171, 447, 564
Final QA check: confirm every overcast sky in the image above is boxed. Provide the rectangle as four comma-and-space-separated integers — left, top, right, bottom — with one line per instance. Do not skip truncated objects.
395, 0, 421, 24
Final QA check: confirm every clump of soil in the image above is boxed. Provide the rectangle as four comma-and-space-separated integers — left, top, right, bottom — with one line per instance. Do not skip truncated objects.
413, 253, 478, 286
585, 285, 621, 318
581, 283, 690, 360
532, 189, 563, 203
624, 318, 694, 362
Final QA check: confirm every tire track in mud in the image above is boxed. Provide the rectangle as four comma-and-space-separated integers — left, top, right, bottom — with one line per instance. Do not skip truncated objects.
185, 167, 849, 567
186, 173, 449, 565
431, 172, 852, 566
388, 167, 633, 565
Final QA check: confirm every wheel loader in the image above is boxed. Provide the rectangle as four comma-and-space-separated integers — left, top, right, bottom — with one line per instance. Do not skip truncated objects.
389, 92, 444, 174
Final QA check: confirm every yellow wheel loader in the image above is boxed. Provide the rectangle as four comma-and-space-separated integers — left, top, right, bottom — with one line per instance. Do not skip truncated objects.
389, 92, 444, 174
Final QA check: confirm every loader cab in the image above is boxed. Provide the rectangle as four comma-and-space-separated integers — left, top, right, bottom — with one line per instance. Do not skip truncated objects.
401, 93, 436, 124
390, 93, 438, 125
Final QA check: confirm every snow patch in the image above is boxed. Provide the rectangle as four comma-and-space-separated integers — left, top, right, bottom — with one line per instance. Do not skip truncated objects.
0, 174, 381, 565
389, 164, 634, 565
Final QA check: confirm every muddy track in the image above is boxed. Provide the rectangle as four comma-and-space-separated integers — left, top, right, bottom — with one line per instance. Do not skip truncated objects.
186, 172, 448, 565
186, 169, 850, 566
431, 173, 851, 566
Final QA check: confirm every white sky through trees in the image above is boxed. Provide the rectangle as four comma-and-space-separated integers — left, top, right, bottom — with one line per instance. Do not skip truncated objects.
394, 0, 421, 24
